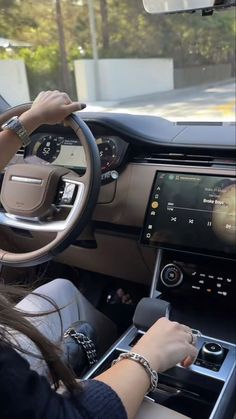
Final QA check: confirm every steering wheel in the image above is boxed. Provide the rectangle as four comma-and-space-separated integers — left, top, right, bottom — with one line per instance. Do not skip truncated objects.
0, 104, 101, 267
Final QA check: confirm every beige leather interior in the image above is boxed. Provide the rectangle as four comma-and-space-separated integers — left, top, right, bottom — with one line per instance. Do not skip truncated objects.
93, 163, 155, 226
2, 226, 156, 284
1, 164, 68, 217
135, 399, 190, 419
58, 231, 156, 284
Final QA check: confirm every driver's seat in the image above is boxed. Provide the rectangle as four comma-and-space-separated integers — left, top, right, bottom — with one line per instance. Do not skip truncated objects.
14, 278, 117, 376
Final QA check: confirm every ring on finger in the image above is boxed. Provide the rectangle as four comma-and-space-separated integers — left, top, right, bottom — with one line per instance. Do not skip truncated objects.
187, 331, 197, 346
192, 329, 202, 338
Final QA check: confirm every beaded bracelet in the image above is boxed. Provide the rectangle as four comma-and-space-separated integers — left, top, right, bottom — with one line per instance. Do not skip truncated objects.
112, 352, 158, 393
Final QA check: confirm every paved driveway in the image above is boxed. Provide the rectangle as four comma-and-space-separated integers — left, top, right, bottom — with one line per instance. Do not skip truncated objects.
85, 81, 236, 122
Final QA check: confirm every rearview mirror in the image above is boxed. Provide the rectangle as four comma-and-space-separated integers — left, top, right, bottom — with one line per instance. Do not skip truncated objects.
142, 0, 233, 14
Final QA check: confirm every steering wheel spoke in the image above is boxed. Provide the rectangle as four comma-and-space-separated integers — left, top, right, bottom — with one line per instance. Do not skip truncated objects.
0, 179, 85, 233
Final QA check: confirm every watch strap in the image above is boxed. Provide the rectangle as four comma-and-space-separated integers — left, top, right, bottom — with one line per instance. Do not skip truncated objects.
1, 116, 31, 146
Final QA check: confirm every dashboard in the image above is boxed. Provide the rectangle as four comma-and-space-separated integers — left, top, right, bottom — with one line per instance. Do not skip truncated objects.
3, 113, 236, 237
0, 112, 235, 289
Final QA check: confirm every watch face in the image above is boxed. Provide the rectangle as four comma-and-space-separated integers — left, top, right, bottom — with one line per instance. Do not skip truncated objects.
2, 116, 18, 130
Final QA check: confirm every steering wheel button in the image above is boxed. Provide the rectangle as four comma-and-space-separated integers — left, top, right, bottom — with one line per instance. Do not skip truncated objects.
60, 183, 76, 204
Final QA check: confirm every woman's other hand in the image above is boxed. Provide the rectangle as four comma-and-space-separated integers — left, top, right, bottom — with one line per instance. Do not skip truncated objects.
97, 317, 199, 419
133, 317, 198, 372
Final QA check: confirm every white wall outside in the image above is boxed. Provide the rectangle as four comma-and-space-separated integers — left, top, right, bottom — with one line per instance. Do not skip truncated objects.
0, 59, 30, 106
74, 58, 174, 102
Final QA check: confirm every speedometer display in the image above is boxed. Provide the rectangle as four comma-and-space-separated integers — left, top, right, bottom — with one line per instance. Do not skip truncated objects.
34, 135, 61, 163
32, 135, 87, 168
30, 133, 127, 173
96, 137, 118, 171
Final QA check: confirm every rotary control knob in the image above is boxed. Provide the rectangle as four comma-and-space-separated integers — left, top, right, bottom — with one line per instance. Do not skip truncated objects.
160, 264, 183, 287
201, 342, 224, 363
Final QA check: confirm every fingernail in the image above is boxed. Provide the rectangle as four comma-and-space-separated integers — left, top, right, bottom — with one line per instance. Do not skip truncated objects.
80, 103, 86, 109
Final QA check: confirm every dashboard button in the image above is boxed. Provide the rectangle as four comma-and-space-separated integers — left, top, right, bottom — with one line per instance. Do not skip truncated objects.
160, 264, 183, 287
200, 342, 224, 363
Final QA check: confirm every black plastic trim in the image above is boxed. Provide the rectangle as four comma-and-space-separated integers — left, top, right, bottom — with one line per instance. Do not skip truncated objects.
79, 112, 236, 151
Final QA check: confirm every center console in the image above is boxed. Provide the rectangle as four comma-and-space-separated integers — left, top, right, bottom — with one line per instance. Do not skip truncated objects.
145, 169, 236, 344
84, 167, 236, 419
84, 324, 235, 419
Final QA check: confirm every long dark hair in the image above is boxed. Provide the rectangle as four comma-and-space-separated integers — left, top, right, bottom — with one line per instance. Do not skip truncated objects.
0, 282, 80, 392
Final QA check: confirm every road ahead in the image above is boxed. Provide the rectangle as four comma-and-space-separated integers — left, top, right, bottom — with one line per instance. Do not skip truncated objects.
85, 81, 236, 122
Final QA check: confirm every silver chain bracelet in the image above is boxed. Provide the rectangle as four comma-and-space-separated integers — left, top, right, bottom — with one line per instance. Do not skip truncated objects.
112, 352, 158, 393
64, 327, 97, 367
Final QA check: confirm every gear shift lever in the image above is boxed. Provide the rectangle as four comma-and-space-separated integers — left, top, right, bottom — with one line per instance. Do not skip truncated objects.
133, 298, 171, 332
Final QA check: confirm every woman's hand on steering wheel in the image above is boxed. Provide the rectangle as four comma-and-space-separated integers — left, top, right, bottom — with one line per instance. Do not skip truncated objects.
0, 90, 101, 267
20, 90, 86, 134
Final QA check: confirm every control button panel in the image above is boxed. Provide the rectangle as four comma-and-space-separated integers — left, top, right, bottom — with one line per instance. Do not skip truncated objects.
157, 251, 235, 303
189, 269, 232, 298
160, 263, 233, 298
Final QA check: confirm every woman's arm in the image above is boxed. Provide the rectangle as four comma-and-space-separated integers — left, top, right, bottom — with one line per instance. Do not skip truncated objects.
96, 317, 198, 419
0, 130, 22, 172
0, 91, 84, 171
0, 344, 127, 419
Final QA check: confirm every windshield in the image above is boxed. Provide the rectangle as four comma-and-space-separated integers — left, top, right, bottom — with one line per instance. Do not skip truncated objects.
0, 1, 235, 122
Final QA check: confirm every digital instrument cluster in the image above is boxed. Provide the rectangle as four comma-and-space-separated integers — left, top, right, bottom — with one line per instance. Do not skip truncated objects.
27, 134, 127, 173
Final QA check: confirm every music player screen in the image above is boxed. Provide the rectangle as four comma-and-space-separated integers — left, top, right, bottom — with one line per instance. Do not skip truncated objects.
142, 172, 236, 257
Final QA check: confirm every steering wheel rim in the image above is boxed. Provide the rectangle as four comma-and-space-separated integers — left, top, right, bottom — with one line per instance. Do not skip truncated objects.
0, 104, 101, 267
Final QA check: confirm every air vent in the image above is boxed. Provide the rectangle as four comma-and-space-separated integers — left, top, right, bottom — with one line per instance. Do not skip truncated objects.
132, 152, 235, 168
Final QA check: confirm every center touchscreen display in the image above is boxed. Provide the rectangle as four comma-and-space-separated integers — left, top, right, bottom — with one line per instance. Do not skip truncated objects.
142, 172, 236, 258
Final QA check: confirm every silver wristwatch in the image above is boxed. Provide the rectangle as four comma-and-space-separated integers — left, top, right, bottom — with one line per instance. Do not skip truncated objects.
1, 116, 31, 146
